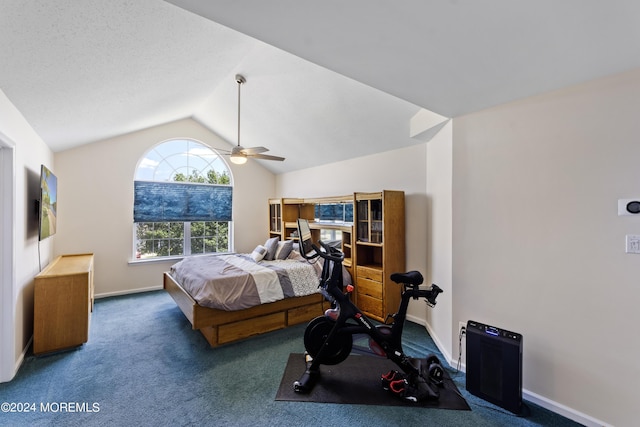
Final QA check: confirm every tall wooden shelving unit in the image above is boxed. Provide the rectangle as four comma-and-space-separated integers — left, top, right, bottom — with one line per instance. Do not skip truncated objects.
267, 191, 405, 323
354, 190, 405, 322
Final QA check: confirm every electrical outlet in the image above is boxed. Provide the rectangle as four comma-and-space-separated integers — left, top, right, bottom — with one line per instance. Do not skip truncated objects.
459, 321, 466, 336
458, 321, 467, 371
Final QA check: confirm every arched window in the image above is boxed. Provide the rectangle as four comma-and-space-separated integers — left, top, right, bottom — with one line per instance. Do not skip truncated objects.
133, 139, 233, 259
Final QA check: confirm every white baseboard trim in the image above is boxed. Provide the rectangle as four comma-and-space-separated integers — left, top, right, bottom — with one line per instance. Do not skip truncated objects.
405, 314, 426, 328
11, 336, 33, 381
406, 314, 453, 363
408, 316, 610, 427
522, 389, 610, 427
94, 285, 164, 299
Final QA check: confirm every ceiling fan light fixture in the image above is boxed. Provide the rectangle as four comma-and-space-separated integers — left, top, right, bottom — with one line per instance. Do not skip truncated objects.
230, 153, 247, 164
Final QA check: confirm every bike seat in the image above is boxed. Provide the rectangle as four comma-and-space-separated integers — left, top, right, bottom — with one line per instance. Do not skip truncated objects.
390, 271, 423, 286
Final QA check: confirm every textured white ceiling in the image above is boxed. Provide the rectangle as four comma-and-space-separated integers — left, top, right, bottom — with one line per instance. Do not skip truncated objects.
173, 0, 640, 117
2, 0, 640, 174
0, 0, 256, 151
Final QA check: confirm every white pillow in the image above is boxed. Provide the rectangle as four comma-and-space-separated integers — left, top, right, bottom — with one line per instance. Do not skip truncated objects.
250, 245, 267, 262
275, 239, 294, 260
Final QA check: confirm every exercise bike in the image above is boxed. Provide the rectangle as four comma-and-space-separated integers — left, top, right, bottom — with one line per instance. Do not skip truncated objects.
293, 219, 444, 402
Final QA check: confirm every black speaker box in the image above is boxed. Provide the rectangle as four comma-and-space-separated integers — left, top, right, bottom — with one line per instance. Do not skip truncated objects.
465, 320, 523, 414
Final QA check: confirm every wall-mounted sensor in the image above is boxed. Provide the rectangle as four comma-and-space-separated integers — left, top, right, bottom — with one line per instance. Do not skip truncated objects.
627, 201, 640, 214
618, 199, 640, 216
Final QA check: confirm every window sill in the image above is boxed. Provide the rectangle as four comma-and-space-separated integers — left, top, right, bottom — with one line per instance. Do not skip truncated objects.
128, 252, 235, 266
128, 256, 184, 266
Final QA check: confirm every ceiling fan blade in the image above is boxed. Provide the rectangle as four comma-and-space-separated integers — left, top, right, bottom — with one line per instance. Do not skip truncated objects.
241, 146, 269, 155
249, 153, 285, 161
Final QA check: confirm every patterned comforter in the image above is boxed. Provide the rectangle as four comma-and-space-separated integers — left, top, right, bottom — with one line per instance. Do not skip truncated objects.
169, 252, 324, 311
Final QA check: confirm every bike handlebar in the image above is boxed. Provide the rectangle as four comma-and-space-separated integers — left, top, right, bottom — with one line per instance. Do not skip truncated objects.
311, 240, 345, 263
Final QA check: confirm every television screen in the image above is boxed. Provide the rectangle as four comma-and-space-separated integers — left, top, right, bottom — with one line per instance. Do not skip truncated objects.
39, 165, 57, 241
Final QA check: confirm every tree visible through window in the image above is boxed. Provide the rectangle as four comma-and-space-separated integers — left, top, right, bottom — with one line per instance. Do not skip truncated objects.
133, 139, 232, 259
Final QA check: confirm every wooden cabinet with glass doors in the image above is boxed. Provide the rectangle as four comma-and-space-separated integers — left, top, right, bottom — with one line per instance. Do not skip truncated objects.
354, 191, 405, 322
268, 199, 282, 237
268, 198, 314, 241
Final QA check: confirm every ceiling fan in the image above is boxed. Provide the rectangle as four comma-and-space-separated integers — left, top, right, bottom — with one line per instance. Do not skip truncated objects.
227, 74, 285, 165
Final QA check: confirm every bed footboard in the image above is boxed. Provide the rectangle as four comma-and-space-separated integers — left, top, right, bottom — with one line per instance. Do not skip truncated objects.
163, 272, 325, 347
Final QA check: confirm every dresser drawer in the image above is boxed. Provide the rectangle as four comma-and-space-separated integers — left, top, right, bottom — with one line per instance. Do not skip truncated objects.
356, 266, 383, 282
218, 312, 285, 344
357, 293, 383, 319
358, 295, 383, 318
356, 278, 383, 299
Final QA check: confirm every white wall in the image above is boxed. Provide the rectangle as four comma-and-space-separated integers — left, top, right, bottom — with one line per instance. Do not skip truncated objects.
0, 89, 54, 381
276, 143, 449, 324
425, 121, 453, 360
54, 118, 276, 297
453, 69, 640, 427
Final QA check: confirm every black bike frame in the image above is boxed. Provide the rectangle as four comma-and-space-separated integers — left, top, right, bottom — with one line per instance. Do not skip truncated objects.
305, 241, 436, 384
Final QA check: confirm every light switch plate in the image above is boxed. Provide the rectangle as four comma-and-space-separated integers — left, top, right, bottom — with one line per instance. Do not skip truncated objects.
626, 235, 640, 254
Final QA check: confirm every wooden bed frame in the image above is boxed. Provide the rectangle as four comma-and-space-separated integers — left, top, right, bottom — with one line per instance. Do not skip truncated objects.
163, 272, 326, 347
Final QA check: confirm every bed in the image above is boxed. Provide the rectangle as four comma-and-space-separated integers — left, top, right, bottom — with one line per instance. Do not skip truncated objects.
164, 242, 346, 347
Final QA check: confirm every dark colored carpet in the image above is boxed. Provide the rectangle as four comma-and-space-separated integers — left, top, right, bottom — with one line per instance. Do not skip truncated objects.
277, 353, 470, 410
0, 290, 583, 426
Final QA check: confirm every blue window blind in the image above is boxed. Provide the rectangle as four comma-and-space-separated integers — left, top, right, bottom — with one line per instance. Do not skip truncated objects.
134, 181, 232, 222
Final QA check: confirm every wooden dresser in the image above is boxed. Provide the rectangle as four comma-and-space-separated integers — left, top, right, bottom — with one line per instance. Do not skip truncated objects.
33, 253, 94, 355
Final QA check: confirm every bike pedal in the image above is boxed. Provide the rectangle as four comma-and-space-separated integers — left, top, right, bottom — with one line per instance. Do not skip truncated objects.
388, 378, 408, 395
380, 370, 404, 391
388, 377, 436, 403
388, 378, 419, 402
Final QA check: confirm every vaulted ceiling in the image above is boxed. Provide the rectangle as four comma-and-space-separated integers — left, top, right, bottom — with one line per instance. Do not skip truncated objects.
2, 1, 639, 174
